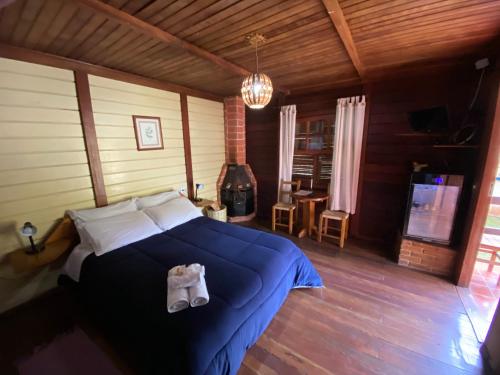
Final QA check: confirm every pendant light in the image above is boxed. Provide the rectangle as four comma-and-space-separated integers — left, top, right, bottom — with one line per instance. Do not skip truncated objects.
241, 33, 273, 109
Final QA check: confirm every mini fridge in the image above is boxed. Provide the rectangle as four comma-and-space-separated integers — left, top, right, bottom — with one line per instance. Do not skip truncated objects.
402, 173, 464, 245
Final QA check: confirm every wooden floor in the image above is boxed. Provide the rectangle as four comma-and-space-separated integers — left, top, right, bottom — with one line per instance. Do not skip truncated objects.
0, 222, 485, 375
239, 224, 484, 375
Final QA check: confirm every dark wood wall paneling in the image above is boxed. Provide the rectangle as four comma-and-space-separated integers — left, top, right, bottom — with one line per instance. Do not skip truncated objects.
246, 65, 494, 254
246, 102, 280, 220
359, 67, 481, 248
287, 85, 364, 119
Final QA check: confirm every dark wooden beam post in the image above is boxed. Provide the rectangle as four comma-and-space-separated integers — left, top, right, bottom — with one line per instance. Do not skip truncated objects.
74, 71, 108, 207
180, 94, 194, 200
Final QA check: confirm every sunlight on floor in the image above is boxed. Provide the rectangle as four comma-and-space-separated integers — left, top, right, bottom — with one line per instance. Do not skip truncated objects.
459, 262, 500, 343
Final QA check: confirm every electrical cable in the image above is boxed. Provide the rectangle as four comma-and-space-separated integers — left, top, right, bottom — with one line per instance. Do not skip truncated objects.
468, 67, 485, 111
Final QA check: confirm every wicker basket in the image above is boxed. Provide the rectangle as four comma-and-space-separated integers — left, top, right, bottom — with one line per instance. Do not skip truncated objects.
205, 204, 227, 222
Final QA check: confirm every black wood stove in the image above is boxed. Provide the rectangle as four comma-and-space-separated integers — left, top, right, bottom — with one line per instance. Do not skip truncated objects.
220, 164, 255, 217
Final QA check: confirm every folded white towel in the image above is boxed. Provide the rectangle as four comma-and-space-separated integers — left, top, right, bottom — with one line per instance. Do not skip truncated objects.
167, 266, 189, 313
187, 264, 209, 307
168, 265, 203, 289
167, 286, 189, 313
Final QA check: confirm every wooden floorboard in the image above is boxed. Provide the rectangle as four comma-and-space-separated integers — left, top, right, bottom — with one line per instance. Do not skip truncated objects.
240, 222, 483, 375
0, 221, 484, 375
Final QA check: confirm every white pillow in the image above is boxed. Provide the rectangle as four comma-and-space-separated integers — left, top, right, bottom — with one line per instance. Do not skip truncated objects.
82, 211, 161, 256
143, 197, 202, 231
135, 190, 180, 209
67, 199, 138, 247
67, 199, 137, 223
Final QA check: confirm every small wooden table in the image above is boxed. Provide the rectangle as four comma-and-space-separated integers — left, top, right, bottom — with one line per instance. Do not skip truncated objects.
292, 191, 329, 238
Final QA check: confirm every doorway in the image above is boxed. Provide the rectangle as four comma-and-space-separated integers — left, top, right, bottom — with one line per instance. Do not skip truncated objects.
455, 73, 500, 343
459, 166, 500, 341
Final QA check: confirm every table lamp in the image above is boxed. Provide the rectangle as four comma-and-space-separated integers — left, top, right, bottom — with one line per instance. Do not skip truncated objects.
19, 222, 43, 254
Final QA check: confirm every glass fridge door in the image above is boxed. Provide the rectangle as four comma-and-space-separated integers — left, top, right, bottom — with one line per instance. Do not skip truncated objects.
406, 184, 461, 243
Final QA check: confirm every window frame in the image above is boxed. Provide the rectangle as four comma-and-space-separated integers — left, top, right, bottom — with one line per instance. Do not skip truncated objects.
293, 114, 335, 190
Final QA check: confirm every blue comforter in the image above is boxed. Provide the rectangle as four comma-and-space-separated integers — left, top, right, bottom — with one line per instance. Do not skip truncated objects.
79, 217, 322, 374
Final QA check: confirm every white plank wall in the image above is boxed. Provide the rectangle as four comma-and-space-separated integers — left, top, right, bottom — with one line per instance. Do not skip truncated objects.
188, 96, 225, 200
0, 58, 94, 313
0, 58, 94, 255
89, 75, 187, 203
0, 60, 226, 314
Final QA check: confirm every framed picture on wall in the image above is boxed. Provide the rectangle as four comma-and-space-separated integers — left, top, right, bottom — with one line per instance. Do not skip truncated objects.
132, 115, 164, 151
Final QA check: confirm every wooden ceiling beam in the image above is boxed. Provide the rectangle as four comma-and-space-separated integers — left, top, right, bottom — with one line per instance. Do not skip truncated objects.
321, 0, 366, 79
73, 0, 251, 77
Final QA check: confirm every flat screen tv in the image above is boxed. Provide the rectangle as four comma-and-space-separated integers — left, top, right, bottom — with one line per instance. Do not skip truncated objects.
402, 173, 463, 245
408, 106, 449, 133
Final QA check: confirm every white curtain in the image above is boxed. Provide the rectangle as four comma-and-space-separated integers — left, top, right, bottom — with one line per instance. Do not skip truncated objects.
278, 105, 297, 198
329, 96, 366, 213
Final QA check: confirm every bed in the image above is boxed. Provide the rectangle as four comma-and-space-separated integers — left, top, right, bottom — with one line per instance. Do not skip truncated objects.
64, 197, 322, 375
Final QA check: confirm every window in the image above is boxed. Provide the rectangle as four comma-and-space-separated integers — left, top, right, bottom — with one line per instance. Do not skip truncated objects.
292, 116, 334, 190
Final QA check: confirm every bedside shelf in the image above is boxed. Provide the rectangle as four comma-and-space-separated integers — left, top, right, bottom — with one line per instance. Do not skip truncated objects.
9, 217, 77, 273
10, 238, 75, 273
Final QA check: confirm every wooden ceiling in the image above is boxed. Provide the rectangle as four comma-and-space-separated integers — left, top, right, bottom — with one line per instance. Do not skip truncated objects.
0, 0, 499, 97
340, 0, 500, 72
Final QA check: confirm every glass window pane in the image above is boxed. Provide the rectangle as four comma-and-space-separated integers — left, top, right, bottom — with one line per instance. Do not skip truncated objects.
296, 122, 308, 134
309, 135, 323, 150
295, 138, 307, 150
310, 120, 325, 134
295, 121, 309, 151
292, 118, 334, 186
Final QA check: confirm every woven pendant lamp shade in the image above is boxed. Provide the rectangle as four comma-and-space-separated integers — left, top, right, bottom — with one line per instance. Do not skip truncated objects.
241, 73, 273, 109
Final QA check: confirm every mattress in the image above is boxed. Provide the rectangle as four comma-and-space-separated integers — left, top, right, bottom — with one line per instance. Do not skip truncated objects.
78, 216, 322, 374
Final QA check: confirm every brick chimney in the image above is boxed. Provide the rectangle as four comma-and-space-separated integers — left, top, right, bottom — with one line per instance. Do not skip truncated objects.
217, 96, 257, 221
224, 96, 246, 164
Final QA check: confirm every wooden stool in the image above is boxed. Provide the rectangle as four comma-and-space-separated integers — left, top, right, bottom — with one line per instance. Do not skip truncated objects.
317, 210, 349, 248
272, 179, 301, 235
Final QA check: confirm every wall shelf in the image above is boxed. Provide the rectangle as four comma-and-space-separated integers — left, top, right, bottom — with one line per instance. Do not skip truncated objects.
396, 133, 448, 137
432, 144, 479, 149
